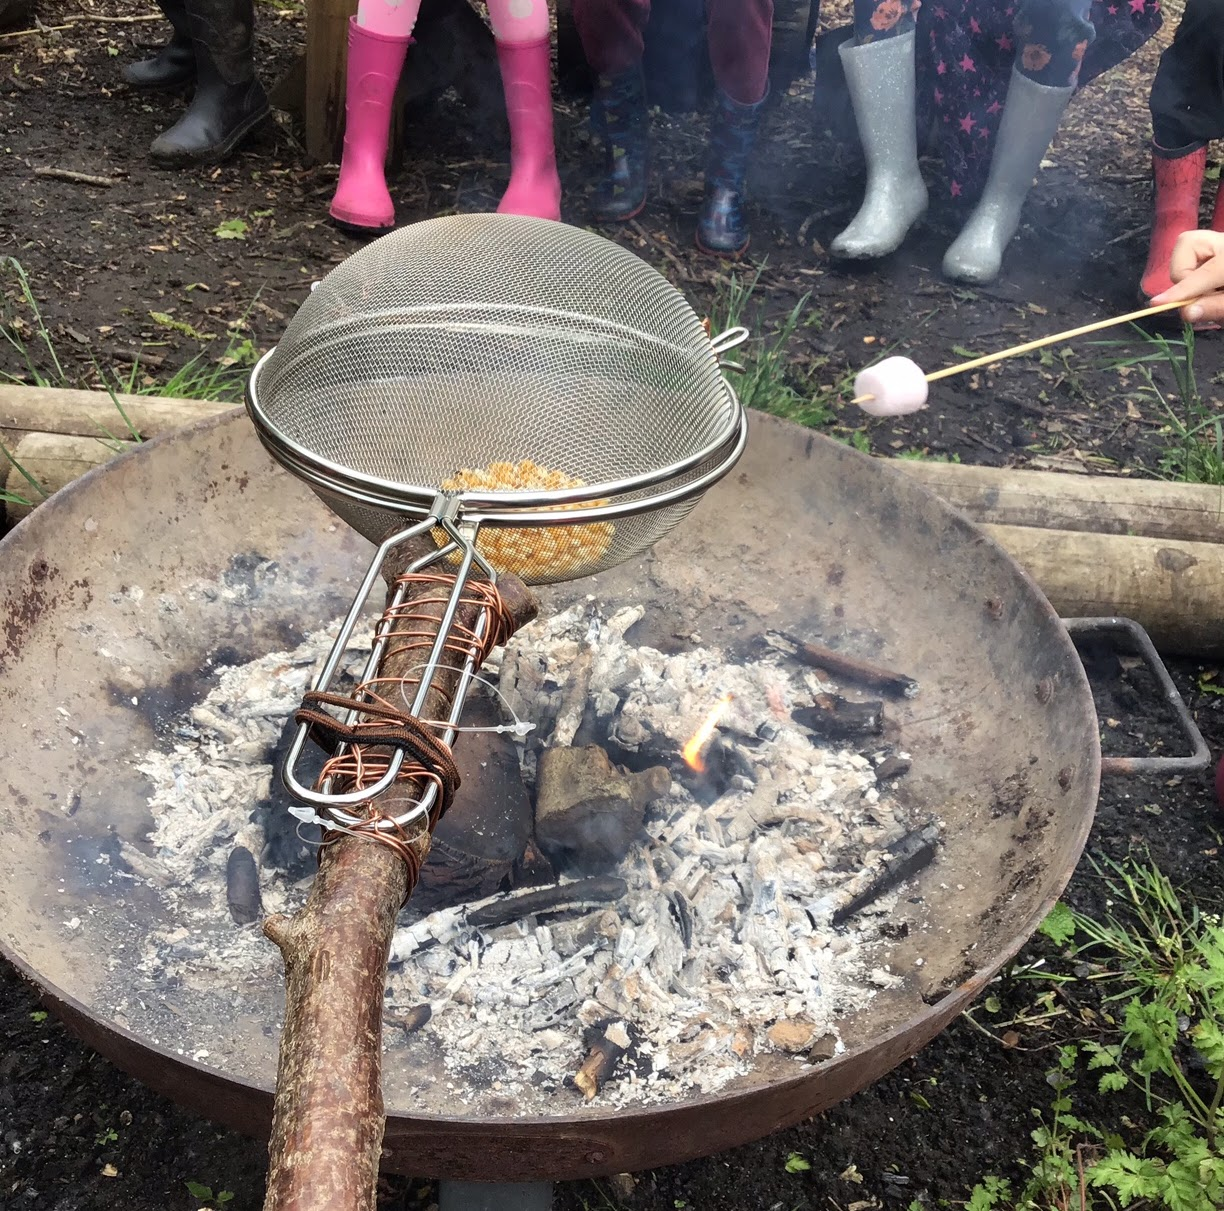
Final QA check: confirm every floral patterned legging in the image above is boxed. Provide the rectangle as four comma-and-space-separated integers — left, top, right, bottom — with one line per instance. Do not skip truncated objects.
854, 0, 1095, 88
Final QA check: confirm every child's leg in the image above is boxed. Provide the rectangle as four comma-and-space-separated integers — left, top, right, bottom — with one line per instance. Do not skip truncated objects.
1011, 0, 1095, 87
486, 0, 549, 44
851, 0, 921, 45
354, 0, 421, 37
487, 0, 561, 220
329, 0, 421, 229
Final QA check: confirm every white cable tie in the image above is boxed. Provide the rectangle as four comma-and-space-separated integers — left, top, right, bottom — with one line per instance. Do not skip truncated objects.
395, 663, 531, 737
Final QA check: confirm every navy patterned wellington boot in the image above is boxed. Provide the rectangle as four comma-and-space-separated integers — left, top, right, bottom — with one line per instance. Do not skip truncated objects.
590, 68, 649, 223
697, 87, 768, 257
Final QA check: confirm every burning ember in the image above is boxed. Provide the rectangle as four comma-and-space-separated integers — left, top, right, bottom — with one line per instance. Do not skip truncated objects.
122, 597, 935, 1115
681, 693, 733, 773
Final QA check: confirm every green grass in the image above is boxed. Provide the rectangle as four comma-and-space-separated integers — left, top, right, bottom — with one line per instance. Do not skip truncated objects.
0, 257, 258, 508
1093, 323, 1224, 485
706, 265, 840, 429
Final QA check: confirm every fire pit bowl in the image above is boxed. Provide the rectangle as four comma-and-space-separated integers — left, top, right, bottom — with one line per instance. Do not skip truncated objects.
0, 409, 1099, 1181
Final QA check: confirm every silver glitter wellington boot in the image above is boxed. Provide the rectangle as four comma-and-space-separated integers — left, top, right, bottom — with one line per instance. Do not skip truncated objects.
942, 68, 1074, 284
830, 30, 928, 260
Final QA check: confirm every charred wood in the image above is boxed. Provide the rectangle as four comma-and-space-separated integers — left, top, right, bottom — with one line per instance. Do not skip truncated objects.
535, 744, 671, 876
767, 630, 919, 699
573, 1019, 637, 1101
828, 822, 941, 926
792, 693, 884, 741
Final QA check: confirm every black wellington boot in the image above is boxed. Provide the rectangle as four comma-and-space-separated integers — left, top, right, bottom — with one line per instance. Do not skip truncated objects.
696, 87, 767, 257
149, 0, 270, 166
590, 67, 649, 223
123, 0, 196, 91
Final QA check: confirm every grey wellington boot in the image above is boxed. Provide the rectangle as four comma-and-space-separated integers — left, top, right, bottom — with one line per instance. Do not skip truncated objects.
942, 68, 1074, 284
830, 30, 928, 260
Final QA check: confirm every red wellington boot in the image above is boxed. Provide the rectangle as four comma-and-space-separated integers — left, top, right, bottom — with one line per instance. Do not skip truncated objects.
1212, 171, 1224, 234
1140, 144, 1207, 301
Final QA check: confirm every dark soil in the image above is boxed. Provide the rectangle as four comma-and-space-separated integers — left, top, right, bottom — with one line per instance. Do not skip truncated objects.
2, 2, 1223, 1209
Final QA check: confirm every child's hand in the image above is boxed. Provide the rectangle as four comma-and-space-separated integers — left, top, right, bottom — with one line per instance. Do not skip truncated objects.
1151, 230, 1224, 324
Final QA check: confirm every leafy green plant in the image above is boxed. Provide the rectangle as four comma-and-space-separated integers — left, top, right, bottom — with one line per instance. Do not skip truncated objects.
185, 1181, 234, 1207
894, 448, 961, 463
963, 855, 1224, 1210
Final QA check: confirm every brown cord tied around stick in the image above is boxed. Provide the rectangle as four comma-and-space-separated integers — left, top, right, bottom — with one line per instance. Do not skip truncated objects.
295, 571, 521, 896
294, 691, 462, 820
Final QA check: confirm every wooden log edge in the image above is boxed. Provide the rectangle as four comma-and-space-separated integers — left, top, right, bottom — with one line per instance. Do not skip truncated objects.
891, 456, 1224, 546
0, 384, 235, 442
981, 523, 1224, 658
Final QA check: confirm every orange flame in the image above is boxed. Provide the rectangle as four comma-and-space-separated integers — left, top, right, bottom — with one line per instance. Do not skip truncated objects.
681, 693, 734, 773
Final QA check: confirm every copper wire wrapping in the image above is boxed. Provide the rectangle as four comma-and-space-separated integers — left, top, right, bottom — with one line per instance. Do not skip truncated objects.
309, 572, 517, 887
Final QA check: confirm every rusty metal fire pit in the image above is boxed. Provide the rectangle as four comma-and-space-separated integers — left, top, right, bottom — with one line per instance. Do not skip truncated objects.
0, 408, 1108, 1181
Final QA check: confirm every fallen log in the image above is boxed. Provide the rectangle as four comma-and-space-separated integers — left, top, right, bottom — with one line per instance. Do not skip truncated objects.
980, 523, 1224, 657
261, 562, 537, 1211
4, 432, 138, 522
892, 457, 1224, 546
0, 384, 233, 441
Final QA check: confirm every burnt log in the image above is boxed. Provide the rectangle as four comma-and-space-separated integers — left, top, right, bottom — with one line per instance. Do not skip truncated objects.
792, 693, 884, 741
770, 631, 919, 699
261, 566, 537, 1211
535, 745, 670, 876
573, 1019, 636, 1101
829, 823, 941, 926
411, 690, 534, 915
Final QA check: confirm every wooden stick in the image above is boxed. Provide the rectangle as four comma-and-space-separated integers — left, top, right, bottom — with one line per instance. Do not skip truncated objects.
0, 12, 161, 34
852, 297, 1196, 404
33, 167, 118, 187
262, 567, 538, 1211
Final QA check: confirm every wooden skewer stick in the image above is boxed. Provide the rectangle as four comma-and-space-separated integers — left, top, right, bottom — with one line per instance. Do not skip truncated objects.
851, 296, 1198, 405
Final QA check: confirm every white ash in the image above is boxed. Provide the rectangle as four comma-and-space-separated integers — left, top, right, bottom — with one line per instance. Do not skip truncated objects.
385, 600, 928, 1108
124, 599, 930, 1112
123, 623, 365, 994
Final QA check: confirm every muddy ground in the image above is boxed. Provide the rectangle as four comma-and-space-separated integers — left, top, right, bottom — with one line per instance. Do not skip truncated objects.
2, 0, 1223, 1208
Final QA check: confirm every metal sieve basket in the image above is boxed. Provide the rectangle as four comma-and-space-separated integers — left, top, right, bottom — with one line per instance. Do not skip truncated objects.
244, 214, 748, 817
248, 213, 746, 585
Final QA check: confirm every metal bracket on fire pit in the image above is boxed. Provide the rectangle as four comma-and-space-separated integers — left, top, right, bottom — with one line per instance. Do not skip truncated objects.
1063, 616, 1211, 777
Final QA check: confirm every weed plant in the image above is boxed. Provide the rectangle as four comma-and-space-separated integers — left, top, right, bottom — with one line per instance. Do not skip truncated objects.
1096, 324, 1224, 485
964, 855, 1224, 1211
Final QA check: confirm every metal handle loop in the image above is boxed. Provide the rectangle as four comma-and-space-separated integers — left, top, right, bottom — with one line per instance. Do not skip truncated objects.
1063, 616, 1211, 777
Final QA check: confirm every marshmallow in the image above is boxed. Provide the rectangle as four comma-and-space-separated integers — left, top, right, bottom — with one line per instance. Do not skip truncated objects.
853, 357, 929, 417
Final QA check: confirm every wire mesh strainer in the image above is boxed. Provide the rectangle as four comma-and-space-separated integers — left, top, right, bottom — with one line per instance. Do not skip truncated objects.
245, 214, 747, 819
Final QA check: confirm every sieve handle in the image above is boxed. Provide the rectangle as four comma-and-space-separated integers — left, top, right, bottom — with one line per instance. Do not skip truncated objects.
283, 507, 497, 820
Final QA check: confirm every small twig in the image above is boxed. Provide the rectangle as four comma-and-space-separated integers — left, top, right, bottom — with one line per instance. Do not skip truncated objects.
0, 23, 72, 37
1075, 1144, 1087, 1211
768, 630, 919, 698
0, 12, 161, 36
70, 11, 164, 21
33, 166, 118, 188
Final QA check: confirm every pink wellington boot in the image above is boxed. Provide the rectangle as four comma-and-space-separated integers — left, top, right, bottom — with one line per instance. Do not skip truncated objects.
329, 18, 411, 231
494, 36, 561, 220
